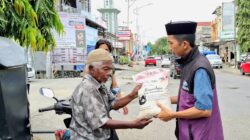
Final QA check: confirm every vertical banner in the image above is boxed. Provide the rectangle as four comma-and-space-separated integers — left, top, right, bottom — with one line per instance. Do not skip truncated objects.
221, 2, 235, 40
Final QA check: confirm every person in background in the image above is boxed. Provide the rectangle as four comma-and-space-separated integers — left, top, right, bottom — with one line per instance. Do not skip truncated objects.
94, 39, 129, 115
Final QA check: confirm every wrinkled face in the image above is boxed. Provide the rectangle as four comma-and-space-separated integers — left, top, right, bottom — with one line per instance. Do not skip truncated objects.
99, 44, 110, 52
89, 60, 113, 83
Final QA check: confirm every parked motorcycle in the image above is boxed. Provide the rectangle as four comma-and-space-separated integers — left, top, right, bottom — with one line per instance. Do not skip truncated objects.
32, 87, 72, 140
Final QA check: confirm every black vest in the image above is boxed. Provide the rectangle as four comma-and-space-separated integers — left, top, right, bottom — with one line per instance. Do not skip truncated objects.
177, 47, 215, 94
175, 47, 216, 139
175, 47, 224, 140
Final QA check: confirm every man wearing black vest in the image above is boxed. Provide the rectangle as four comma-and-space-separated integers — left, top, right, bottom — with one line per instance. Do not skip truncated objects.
157, 21, 224, 140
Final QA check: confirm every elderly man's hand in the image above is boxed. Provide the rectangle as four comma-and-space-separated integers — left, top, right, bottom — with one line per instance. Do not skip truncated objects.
130, 84, 142, 99
156, 102, 175, 122
131, 118, 152, 129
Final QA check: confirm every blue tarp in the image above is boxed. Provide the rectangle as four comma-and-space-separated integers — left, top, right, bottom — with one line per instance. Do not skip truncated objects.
74, 65, 84, 71
87, 45, 95, 54
202, 51, 216, 56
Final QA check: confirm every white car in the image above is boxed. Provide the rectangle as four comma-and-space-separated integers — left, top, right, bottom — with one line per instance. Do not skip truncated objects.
27, 64, 35, 81
155, 56, 162, 61
161, 58, 171, 68
206, 54, 223, 68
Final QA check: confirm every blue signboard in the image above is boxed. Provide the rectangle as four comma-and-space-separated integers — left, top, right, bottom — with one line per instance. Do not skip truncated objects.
86, 26, 98, 54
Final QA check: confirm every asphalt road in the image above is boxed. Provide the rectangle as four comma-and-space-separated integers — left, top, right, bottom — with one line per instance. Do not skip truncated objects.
30, 62, 250, 140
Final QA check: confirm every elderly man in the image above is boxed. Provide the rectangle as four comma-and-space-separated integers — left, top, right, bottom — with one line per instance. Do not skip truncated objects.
70, 49, 152, 140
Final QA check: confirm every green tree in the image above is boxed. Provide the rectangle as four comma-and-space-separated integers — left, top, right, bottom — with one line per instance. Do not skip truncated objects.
151, 37, 170, 55
0, 0, 64, 51
236, 0, 250, 52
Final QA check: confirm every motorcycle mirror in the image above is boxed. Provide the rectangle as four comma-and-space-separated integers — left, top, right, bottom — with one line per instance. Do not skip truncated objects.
40, 87, 55, 98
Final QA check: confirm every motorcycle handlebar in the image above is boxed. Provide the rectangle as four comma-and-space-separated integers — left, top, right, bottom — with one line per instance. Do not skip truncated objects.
38, 105, 55, 112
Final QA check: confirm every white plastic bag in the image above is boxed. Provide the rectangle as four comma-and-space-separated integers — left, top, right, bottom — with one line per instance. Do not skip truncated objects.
133, 68, 171, 119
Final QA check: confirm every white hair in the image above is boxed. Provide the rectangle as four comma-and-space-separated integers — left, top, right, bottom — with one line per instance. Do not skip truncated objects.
85, 61, 103, 73
89, 61, 103, 68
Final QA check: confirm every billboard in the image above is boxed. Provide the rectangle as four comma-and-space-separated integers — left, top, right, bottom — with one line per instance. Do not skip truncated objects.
53, 12, 86, 48
116, 30, 131, 41
52, 12, 87, 65
221, 2, 235, 40
51, 48, 86, 65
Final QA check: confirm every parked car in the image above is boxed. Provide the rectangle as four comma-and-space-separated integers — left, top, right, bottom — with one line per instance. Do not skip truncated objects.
240, 54, 250, 75
161, 57, 171, 68
155, 56, 162, 61
206, 54, 223, 68
237, 53, 248, 69
27, 64, 35, 81
145, 56, 156, 67
169, 55, 181, 79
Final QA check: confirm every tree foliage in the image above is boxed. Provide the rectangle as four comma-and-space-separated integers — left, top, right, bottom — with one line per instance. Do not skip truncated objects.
0, 0, 64, 51
236, 0, 250, 52
151, 37, 170, 55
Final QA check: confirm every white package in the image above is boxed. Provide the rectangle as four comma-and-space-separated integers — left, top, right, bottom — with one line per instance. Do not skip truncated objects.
133, 68, 171, 119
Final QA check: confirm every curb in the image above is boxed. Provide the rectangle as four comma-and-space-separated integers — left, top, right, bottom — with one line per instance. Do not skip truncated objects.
114, 65, 130, 71
114, 64, 142, 72
221, 68, 240, 75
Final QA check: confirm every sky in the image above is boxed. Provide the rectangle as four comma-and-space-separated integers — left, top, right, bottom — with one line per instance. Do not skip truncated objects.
91, 0, 233, 44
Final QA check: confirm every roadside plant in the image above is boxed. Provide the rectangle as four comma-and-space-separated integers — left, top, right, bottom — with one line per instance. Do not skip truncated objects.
0, 0, 64, 51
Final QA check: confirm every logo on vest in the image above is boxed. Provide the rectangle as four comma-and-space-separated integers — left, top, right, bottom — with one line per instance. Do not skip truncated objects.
182, 80, 189, 91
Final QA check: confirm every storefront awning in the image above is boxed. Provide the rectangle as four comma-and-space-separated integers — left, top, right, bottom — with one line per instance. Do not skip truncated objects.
86, 18, 106, 30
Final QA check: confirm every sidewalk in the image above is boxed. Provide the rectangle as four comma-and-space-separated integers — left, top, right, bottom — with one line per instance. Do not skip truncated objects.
114, 61, 144, 72
221, 64, 240, 75
114, 63, 130, 71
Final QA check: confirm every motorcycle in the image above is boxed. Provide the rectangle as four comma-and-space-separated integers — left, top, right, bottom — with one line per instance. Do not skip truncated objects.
32, 87, 72, 140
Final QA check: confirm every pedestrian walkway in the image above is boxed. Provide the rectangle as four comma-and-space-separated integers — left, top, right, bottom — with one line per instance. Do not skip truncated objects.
114, 62, 144, 72
221, 64, 240, 75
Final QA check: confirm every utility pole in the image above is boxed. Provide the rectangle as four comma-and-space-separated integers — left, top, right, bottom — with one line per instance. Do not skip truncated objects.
233, 0, 237, 68
125, 0, 138, 60
59, 0, 63, 11
125, 0, 133, 59
133, 3, 153, 61
127, 0, 130, 28
126, 0, 137, 28
135, 7, 139, 61
60, 0, 64, 78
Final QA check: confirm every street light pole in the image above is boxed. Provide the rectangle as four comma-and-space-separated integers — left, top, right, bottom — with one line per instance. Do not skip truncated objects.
125, 0, 136, 60
133, 3, 153, 60
127, 0, 130, 28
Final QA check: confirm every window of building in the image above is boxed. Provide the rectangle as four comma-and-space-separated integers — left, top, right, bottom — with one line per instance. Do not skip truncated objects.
105, 0, 109, 7
80, 0, 90, 12
105, 13, 108, 21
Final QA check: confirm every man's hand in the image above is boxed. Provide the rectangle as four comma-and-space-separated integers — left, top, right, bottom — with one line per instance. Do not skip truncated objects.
170, 96, 178, 104
156, 102, 175, 122
112, 84, 142, 110
102, 118, 152, 129
129, 84, 142, 99
122, 106, 128, 115
131, 118, 152, 129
